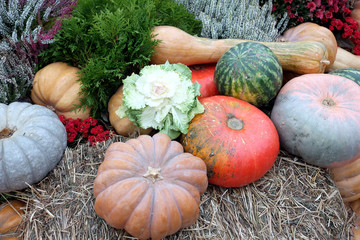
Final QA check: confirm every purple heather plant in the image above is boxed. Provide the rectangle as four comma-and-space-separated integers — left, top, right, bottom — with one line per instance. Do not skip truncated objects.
0, 0, 77, 104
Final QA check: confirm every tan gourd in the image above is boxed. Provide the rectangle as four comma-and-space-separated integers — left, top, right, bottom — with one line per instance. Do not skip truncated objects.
326, 47, 360, 72
150, 26, 331, 74
108, 86, 152, 137
351, 0, 360, 30
279, 22, 338, 66
31, 62, 91, 120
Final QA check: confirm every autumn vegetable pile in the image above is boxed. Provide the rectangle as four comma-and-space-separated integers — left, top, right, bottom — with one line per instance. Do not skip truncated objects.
1, 0, 360, 239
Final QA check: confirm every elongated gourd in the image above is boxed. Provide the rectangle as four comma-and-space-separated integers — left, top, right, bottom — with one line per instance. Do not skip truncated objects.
326, 47, 360, 72
151, 26, 331, 74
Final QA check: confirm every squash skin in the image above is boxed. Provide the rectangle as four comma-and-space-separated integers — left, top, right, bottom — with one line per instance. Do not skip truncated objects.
271, 74, 360, 168
0, 102, 67, 193
189, 63, 219, 99
151, 25, 331, 74
279, 22, 338, 66
181, 95, 280, 187
93, 133, 208, 240
108, 86, 152, 137
0, 200, 25, 237
325, 47, 360, 72
31, 62, 91, 120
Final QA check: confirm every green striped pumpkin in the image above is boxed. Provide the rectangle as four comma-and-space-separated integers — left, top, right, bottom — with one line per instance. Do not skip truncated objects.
214, 42, 283, 107
329, 67, 360, 85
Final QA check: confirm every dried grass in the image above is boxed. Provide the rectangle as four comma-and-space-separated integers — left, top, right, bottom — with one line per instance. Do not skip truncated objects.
1, 136, 356, 240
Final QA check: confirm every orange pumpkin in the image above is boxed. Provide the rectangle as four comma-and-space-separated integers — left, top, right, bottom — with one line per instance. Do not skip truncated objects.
181, 95, 279, 187
279, 22, 338, 66
107, 86, 152, 137
0, 200, 26, 239
31, 62, 91, 120
93, 132, 208, 240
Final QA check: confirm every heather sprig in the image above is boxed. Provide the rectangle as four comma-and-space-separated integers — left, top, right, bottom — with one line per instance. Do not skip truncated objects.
0, 0, 77, 104
173, 0, 289, 41
0, 39, 34, 104
0, 0, 77, 63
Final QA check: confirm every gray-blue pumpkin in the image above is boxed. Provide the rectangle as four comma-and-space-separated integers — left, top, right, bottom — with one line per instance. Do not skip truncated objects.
0, 102, 67, 193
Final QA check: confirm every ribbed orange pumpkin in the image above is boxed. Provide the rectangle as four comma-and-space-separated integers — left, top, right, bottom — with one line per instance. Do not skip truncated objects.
279, 22, 338, 66
31, 62, 91, 120
108, 86, 152, 137
93, 133, 208, 240
0, 200, 26, 239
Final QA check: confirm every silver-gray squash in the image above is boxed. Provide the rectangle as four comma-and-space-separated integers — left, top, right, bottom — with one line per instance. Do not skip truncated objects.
0, 102, 67, 193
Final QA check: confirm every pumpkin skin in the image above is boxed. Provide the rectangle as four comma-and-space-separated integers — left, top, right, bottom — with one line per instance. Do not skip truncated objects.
279, 22, 338, 66
31, 62, 91, 120
330, 156, 360, 202
189, 63, 219, 98
0, 102, 67, 193
108, 85, 152, 137
351, 0, 360, 30
0, 200, 25, 237
93, 133, 208, 240
181, 95, 280, 187
271, 74, 360, 168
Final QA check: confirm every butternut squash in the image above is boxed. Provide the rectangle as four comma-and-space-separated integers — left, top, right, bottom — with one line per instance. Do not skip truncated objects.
326, 47, 360, 72
279, 22, 338, 66
151, 26, 331, 74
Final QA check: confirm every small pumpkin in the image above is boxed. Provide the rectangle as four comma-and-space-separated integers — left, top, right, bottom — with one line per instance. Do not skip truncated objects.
108, 85, 152, 137
279, 22, 338, 66
271, 74, 360, 168
31, 62, 91, 120
0, 200, 25, 239
93, 133, 208, 240
181, 95, 280, 187
189, 63, 219, 98
0, 102, 67, 193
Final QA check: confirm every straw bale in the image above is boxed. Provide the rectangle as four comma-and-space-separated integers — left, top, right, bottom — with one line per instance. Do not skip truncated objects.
1, 136, 355, 240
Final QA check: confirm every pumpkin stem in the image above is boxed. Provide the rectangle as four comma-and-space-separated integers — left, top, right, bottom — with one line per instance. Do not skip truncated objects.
321, 97, 336, 108
143, 166, 163, 183
0, 128, 14, 139
226, 116, 244, 130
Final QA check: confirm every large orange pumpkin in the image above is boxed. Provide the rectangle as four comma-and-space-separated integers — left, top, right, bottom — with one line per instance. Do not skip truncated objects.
181, 95, 280, 187
31, 62, 91, 120
93, 132, 208, 240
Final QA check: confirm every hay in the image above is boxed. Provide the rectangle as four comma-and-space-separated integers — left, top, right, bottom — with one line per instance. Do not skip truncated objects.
2, 136, 355, 240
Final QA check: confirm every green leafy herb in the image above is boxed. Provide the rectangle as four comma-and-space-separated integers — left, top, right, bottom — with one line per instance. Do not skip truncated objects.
38, 0, 202, 117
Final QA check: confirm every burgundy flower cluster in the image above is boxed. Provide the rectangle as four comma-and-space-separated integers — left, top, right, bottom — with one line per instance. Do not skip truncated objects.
58, 115, 113, 146
269, 0, 360, 55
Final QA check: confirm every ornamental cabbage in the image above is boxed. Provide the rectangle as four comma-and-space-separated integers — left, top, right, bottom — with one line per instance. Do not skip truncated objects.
116, 61, 204, 139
